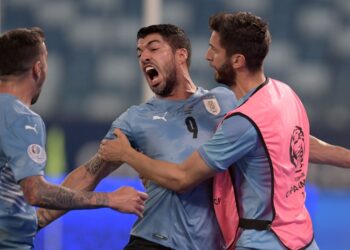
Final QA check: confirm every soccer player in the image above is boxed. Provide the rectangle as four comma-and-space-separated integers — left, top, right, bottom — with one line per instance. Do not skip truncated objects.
38, 24, 233, 250
98, 14, 350, 250
41, 24, 348, 250
0, 27, 147, 249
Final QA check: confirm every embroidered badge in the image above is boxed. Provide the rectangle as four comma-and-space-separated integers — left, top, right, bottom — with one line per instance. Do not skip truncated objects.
27, 144, 47, 164
203, 97, 221, 115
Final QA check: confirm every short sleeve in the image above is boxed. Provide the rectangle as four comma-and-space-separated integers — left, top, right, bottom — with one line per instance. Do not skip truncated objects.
104, 108, 137, 148
3, 115, 46, 182
198, 115, 258, 172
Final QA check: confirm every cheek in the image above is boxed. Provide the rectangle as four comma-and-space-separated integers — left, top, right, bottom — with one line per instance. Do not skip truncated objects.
160, 51, 172, 61
215, 54, 226, 65
158, 53, 172, 68
211, 55, 220, 67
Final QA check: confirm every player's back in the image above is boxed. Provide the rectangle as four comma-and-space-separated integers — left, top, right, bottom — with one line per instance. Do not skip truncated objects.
0, 94, 44, 249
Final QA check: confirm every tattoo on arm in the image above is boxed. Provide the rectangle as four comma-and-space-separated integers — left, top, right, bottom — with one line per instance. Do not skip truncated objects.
85, 156, 103, 175
30, 170, 112, 229
37, 209, 59, 229
84, 155, 121, 179
55, 188, 75, 207
33, 178, 99, 210
35, 188, 107, 229
96, 193, 109, 207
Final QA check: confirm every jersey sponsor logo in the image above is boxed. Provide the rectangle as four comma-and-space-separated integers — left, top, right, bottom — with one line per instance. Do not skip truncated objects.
152, 112, 167, 122
203, 97, 220, 115
27, 144, 47, 164
25, 124, 38, 134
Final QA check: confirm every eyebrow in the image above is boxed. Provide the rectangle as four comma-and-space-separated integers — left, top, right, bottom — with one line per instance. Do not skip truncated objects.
137, 39, 161, 52
209, 41, 221, 53
208, 42, 215, 51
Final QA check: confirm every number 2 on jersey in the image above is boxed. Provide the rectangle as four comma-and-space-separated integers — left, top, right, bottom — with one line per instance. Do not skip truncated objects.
185, 116, 198, 139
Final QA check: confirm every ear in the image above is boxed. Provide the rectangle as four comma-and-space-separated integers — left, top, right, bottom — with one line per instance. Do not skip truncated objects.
32, 61, 42, 79
231, 54, 245, 69
176, 48, 188, 65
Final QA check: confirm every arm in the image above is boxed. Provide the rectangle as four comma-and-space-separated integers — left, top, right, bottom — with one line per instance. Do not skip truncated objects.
36, 154, 123, 229
309, 135, 350, 168
21, 174, 147, 218
99, 129, 216, 193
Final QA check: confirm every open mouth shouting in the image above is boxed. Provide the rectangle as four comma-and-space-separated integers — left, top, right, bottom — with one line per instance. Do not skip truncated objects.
144, 65, 161, 86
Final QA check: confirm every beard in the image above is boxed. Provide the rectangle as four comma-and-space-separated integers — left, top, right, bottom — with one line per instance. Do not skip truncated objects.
31, 77, 45, 105
215, 59, 236, 87
151, 61, 177, 97
31, 93, 39, 105
31, 88, 42, 105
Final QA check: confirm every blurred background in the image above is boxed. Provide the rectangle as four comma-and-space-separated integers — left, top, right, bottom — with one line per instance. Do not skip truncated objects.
1, 0, 349, 249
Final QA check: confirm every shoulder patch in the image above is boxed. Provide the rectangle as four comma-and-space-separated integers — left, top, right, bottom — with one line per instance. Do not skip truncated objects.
203, 96, 221, 115
27, 144, 47, 164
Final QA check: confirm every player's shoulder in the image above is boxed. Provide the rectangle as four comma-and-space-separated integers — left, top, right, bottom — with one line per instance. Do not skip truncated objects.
113, 103, 153, 125
129, 96, 168, 114
203, 86, 238, 109
208, 86, 235, 98
123, 103, 151, 116
0, 94, 41, 125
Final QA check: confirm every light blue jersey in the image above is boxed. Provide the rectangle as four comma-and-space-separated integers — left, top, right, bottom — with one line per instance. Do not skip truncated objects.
198, 88, 319, 250
105, 87, 237, 250
0, 94, 46, 249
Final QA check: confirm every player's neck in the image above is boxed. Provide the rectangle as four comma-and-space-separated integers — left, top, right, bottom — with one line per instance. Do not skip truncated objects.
231, 70, 266, 100
162, 72, 197, 101
0, 77, 33, 107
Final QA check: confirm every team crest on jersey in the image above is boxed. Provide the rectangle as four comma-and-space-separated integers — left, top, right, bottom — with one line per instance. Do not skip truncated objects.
27, 144, 47, 164
203, 97, 221, 115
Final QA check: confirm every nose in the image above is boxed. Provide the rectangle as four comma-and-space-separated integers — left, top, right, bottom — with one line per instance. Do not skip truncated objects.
205, 47, 212, 62
139, 50, 151, 64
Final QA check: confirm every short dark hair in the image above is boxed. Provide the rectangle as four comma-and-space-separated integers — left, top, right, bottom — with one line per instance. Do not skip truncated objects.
209, 12, 271, 72
0, 27, 45, 77
137, 24, 192, 67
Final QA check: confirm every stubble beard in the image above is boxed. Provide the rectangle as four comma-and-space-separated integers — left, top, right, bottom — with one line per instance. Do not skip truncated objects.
31, 79, 44, 105
151, 61, 177, 97
215, 59, 236, 87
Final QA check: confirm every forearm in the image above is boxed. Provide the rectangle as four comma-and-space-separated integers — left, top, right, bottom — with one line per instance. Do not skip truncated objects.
36, 168, 101, 229
37, 208, 64, 230
309, 135, 350, 168
37, 165, 97, 228
37, 155, 121, 229
35, 182, 109, 210
123, 148, 186, 192
123, 149, 214, 193
21, 174, 110, 210
99, 129, 214, 192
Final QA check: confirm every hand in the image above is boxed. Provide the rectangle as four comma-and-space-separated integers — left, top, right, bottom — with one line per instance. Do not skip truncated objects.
139, 174, 150, 188
108, 186, 148, 218
98, 128, 131, 163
